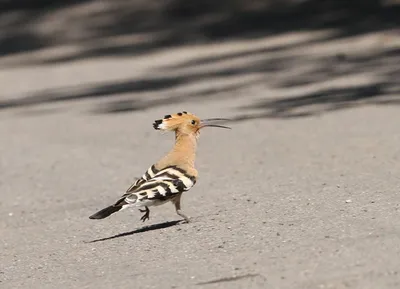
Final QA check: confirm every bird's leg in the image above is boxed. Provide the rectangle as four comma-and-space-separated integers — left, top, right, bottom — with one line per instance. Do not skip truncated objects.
177, 209, 190, 223
173, 194, 190, 223
139, 206, 150, 222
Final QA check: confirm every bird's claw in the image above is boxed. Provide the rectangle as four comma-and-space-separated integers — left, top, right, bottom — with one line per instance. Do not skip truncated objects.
139, 207, 150, 222
179, 218, 190, 224
140, 214, 149, 222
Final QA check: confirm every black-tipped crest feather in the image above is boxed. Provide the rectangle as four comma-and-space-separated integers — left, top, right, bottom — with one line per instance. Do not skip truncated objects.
153, 119, 163, 130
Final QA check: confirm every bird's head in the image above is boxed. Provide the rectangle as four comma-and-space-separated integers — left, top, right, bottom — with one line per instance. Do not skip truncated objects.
153, 111, 231, 136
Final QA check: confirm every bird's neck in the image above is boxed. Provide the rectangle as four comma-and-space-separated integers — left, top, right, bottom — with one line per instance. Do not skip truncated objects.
159, 132, 198, 169
173, 132, 198, 167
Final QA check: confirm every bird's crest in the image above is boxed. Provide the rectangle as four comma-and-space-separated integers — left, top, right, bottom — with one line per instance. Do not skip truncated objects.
153, 111, 200, 132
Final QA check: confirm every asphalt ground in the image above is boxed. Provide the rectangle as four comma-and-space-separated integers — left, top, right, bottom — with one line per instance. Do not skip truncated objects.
1, 27, 399, 289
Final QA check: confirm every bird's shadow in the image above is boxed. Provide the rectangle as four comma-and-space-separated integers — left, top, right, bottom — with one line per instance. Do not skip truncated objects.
85, 220, 181, 243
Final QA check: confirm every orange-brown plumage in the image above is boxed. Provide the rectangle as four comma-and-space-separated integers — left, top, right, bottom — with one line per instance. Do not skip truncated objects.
89, 111, 230, 223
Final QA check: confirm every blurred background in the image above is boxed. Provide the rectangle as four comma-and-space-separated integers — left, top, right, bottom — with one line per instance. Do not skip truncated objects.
0, 0, 399, 116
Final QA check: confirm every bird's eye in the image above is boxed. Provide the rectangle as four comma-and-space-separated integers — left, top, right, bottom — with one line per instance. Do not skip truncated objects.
191, 120, 196, 125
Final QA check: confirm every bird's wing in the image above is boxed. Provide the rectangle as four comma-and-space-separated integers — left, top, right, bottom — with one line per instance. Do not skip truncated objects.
125, 164, 160, 193
116, 166, 197, 206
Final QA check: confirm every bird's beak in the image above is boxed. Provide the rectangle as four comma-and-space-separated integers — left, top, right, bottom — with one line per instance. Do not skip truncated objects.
199, 118, 231, 129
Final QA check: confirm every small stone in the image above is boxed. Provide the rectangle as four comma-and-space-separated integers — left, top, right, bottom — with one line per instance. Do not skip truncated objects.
277, 232, 280, 236
345, 199, 352, 203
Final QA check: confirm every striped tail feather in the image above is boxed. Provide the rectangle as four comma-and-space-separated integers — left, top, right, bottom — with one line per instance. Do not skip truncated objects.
89, 205, 123, 219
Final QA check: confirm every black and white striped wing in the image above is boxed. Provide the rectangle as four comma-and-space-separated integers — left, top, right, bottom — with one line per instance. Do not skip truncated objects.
126, 165, 159, 193
120, 166, 197, 206
150, 166, 197, 192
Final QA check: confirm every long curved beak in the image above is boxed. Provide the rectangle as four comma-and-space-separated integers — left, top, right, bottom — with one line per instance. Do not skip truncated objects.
200, 118, 231, 129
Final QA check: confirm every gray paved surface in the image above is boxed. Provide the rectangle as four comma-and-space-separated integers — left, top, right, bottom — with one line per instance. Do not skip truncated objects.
1, 26, 400, 289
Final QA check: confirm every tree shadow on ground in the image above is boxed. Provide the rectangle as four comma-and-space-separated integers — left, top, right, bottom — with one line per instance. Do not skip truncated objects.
1, 0, 398, 60
0, 0, 399, 119
231, 47, 400, 120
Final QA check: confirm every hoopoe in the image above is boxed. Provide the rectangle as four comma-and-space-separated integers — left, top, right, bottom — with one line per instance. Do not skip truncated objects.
89, 111, 230, 223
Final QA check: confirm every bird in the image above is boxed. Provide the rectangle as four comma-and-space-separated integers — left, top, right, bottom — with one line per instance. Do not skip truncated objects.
89, 111, 231, 223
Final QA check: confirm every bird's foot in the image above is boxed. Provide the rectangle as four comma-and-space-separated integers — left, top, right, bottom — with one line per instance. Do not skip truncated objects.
178, 218, 190, 224
139, 207, 150, 222
176, 209, 190, 224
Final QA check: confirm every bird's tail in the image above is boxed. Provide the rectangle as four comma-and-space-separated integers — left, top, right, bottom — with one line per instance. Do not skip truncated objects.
89, 205, 123, 219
